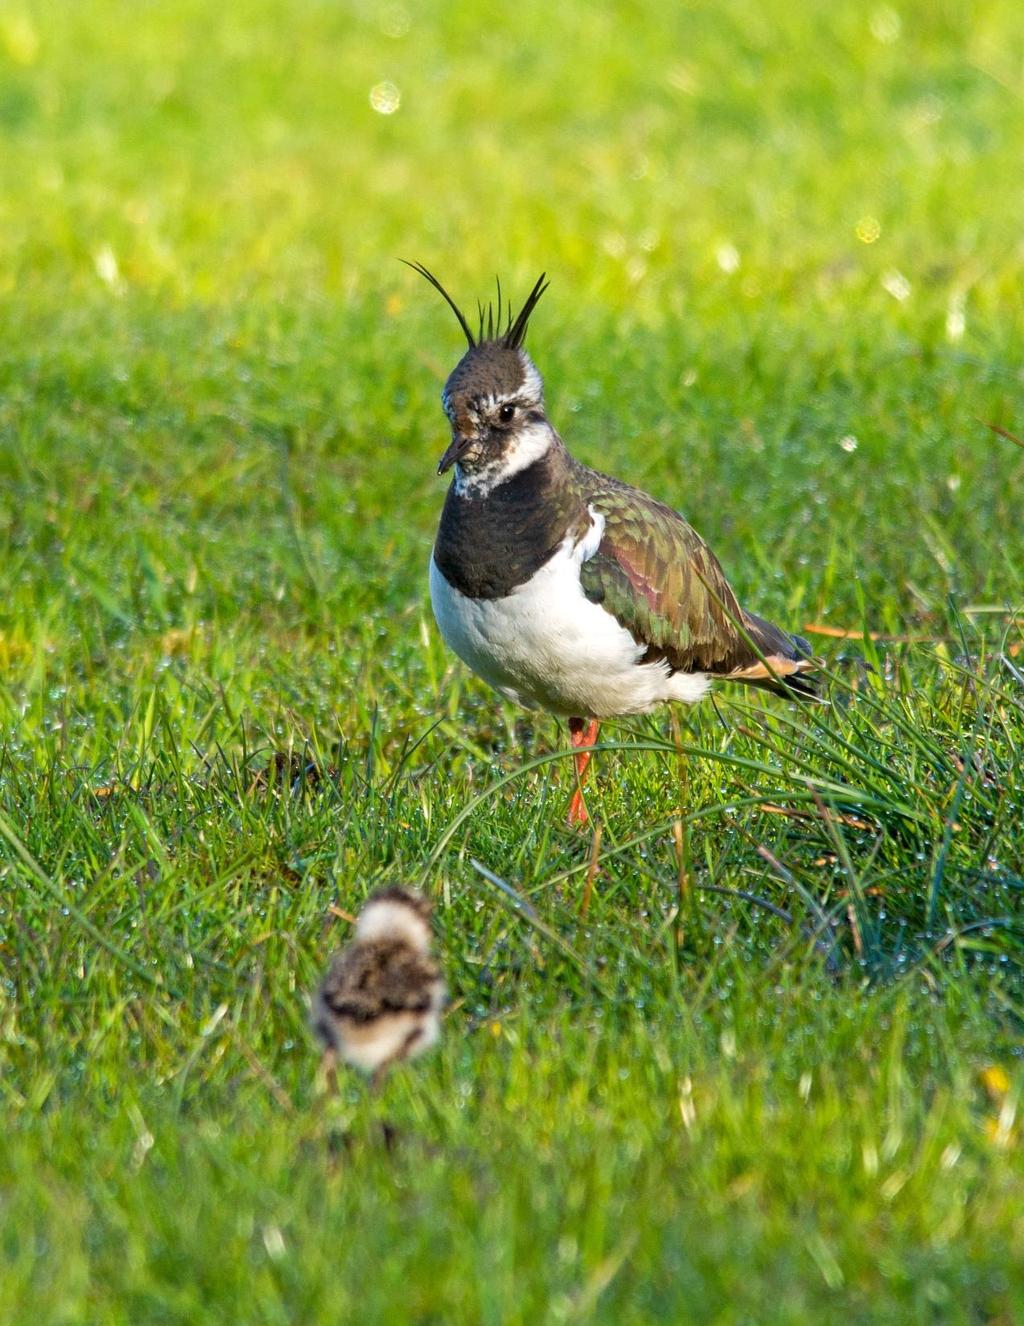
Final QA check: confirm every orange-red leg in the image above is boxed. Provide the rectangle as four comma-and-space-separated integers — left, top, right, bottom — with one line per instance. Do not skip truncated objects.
566, 717, 600, 827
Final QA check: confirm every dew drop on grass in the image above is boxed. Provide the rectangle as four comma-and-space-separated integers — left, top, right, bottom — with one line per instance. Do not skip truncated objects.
369, 82, 401, 115
378, 5, 410, 38
882, 270, 911, 302
856, 216, 881, 244
946, 292, 966, 342
870, 7, 902, 43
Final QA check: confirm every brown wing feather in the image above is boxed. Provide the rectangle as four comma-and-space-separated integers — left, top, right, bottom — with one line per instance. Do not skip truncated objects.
577, 469, 815, 693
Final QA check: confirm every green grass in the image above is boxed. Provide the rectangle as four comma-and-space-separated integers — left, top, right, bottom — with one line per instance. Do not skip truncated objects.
2, 0, 1024, 1320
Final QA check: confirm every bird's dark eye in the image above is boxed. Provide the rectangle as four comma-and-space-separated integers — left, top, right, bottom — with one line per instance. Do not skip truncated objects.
498, 402, 516, 423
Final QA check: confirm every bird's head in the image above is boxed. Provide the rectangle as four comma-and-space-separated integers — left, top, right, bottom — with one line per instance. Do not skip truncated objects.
355, 884, 433, 953
406, 264, 554, 492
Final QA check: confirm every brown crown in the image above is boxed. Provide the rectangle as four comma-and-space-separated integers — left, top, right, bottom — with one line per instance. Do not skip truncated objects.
362, 884, 433, 922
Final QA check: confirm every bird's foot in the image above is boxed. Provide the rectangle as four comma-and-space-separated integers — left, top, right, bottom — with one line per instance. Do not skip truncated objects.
566, 786, 590, 827
566, 717, 600, 829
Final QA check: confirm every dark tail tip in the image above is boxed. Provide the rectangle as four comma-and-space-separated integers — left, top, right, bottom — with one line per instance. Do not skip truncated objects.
780, 670, 821, 701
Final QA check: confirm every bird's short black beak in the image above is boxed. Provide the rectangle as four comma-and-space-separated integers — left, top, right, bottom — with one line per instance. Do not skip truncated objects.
437, 434, 474, 475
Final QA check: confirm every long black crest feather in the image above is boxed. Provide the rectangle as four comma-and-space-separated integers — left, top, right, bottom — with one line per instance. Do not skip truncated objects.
403, 261, 549, 351
401, 260, 476, 348
503, 272, 549, 350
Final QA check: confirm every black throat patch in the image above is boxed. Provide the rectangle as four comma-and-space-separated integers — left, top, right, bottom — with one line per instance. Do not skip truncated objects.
433, 446, 587, 600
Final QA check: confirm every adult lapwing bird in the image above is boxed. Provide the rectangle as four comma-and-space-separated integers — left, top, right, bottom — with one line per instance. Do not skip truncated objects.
312, 886, 445, 1089
409, 264, 818, 825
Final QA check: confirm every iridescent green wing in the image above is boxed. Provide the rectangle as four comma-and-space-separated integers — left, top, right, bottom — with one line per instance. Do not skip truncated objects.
578, 479, 769, 674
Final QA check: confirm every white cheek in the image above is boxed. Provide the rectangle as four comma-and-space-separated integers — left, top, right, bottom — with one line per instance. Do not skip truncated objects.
454, 420, 553, 498
498, 421, 552, 479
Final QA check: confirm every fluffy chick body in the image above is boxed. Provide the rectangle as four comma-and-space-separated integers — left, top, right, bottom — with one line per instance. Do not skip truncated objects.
312, 886, 445, 1082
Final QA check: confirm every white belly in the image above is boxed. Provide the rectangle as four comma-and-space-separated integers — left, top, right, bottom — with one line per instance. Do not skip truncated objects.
339, 1007, 441, 1073
429, 515, 710, 718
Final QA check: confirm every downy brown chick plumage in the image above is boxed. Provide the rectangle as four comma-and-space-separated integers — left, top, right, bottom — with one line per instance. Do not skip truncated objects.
312, 886, 445, 1088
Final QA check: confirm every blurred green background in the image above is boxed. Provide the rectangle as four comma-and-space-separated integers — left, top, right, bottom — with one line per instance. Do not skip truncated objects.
4, 0, 1023, 309
2, 2, 1023, 1321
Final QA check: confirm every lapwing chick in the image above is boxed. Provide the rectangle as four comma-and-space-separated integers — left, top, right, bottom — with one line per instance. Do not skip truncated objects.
408, 264, 818, 827
312, 886, 445, 1090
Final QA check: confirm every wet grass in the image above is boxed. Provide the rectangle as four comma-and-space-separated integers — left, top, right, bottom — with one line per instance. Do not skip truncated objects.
1, 0, 1024, 1320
